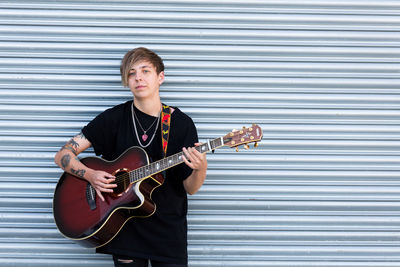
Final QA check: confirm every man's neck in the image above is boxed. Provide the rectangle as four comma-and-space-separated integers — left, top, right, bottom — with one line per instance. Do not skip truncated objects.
133, 98, 162, 117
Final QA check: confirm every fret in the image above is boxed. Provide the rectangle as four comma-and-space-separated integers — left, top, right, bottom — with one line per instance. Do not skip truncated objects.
200, 143, 208, 153
131, 170, 135, 182
215, 137, 222, 148
155, 161, 160, 172
164, 157, 169, 167
158, 159, 162, 170
162, 158, 167, 169
216, 138, 220, 147
209, 140, 214, 151
145, 165, 150, 175
210, 139, 215, 150
149, 164, 153, 174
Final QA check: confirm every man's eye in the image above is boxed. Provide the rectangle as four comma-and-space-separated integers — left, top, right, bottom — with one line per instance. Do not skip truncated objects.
128, 72, 135, 76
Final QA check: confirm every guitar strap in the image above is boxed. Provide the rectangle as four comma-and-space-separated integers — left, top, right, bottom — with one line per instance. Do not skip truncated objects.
161, 103, 171, 157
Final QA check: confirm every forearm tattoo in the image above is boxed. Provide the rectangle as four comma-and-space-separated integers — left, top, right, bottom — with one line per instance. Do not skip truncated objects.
76, 132, 87, 140
61, 154, 71, 169
71, 168, 86, 178
58, 132, 87, 174
59, 132, 87, 155
60, 145, 78, 155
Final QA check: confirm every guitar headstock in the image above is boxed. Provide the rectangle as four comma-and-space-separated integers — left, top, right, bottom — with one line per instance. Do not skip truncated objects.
223, 124, 263, 151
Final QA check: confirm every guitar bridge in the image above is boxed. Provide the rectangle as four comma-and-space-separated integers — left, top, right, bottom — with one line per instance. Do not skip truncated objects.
86, 183, 96, 210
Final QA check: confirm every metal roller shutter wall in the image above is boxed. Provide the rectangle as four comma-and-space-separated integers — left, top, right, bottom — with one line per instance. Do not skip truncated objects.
0, 1, 400, 266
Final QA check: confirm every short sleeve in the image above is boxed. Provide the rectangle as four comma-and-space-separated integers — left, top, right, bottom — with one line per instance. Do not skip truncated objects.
81, 107, 118, 158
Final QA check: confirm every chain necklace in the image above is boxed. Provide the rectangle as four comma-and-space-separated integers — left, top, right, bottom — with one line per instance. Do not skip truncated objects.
131, 103, 161, 148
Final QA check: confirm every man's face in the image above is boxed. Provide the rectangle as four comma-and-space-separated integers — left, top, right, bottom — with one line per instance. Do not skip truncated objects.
128, 60, 164, 100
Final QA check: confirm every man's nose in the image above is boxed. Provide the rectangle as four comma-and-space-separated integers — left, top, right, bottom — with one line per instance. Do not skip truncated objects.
134, 72, 142, 81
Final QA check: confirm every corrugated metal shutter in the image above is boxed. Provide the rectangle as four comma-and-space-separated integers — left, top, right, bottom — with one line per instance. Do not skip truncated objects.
1, 0, 400, 266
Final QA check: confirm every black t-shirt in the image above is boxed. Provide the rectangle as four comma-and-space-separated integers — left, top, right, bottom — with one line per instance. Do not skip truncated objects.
81, 100, 198, 264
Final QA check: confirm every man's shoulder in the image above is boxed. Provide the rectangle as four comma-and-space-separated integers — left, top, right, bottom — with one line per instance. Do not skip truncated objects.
101, 100, 131, 117
171, 106, 192, 121
170, 106, 196, 134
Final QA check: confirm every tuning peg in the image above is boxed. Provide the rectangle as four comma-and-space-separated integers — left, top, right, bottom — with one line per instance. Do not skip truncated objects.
254, 142, 258, 148
244, 144, 249, 150
235, 146, 239, 152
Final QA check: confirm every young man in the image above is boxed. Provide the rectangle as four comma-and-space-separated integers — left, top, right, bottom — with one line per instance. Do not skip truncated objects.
54, 47, 207, 266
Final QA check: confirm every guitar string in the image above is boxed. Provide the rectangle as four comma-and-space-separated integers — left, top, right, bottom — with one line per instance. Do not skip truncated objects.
112, 145, 206, 185
111, 152, 186, 186
112, 139, 224, 187
109, 141, 218, 188
112, 149, 183, 185
105, 130, 257, 189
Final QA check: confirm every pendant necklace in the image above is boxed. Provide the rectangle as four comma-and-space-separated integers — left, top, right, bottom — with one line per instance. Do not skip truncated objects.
131, 103, 161, 148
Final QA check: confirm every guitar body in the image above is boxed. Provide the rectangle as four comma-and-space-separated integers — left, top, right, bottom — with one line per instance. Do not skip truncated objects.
53, 146, 164, 248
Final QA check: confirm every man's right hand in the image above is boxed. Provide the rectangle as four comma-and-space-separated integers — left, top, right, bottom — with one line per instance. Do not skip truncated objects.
87, 170, 117, 201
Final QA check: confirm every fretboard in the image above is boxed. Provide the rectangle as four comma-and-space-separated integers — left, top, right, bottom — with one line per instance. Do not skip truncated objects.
128, 136, 224, 182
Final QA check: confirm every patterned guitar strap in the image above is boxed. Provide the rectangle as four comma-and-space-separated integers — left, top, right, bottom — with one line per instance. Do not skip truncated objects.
161, 103, 171, 158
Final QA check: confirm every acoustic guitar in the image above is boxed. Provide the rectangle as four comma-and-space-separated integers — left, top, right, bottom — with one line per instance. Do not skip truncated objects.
53, 124, 263, 248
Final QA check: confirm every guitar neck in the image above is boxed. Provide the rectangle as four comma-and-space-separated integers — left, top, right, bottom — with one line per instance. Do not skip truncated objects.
128, 136, 225, 182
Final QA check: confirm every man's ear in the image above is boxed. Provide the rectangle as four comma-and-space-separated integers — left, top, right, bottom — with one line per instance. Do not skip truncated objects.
158, 71, 165, 85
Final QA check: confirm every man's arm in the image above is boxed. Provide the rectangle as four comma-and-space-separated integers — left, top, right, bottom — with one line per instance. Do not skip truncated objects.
182, 143, 208, 195
54, 132, 116, 201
